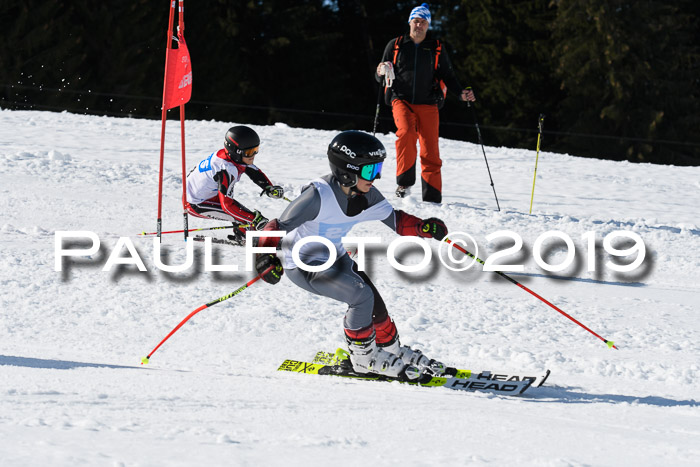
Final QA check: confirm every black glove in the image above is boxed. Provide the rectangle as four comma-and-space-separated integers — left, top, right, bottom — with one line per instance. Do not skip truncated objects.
261, 185, 285, 199
419, 218, 448, 240
251, 210, 269, 230
255, 254, 284, 284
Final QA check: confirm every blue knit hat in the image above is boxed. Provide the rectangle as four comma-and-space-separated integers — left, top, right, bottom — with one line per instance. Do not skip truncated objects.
408, 3, 431, 24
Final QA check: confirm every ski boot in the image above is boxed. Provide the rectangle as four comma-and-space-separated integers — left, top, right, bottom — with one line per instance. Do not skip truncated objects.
227, 224, 246, 246
381, 340, 446, 376
395, 186, 409, 198
345, 330, 420, 380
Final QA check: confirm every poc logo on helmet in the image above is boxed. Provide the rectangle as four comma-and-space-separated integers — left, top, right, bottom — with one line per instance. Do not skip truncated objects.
346, 163, 360, 170
338, 144, 356, 158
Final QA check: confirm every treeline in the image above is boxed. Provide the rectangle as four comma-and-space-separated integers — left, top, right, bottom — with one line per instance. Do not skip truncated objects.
2, 0, 698, 165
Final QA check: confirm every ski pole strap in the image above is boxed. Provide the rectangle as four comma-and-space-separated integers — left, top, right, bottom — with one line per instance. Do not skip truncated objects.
392, 36, 402, 65
434, 39, 441, 70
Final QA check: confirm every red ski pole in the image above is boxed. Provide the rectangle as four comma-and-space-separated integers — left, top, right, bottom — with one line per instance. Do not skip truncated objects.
141, 265, 274, 364
444, 238, 617, 349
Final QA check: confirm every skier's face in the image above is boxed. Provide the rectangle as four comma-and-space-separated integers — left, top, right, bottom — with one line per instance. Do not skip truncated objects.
241, 151, 257, 165
409, 18, 429, 41
239, 145, 259, 165
355, 178, 373, 193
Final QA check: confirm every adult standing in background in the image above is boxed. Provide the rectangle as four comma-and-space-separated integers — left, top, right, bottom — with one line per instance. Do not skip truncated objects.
376, 3, 475, 203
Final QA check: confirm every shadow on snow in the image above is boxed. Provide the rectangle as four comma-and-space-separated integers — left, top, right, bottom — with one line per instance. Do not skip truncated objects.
1, 354, 142, 371
528, 385, 698, 408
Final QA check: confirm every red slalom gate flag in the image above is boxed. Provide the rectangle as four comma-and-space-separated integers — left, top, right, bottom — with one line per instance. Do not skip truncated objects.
163, 35, 192, 110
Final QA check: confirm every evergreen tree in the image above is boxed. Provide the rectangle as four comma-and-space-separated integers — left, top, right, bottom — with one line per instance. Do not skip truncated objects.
552, 0, 700, 164
2, 0, 697, 164
439, 0, 560, 147
0, 1, 164, 116
200, 1, 346, 127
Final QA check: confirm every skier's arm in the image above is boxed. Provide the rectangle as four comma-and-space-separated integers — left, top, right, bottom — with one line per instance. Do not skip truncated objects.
245, 164, 285, 199
256, 184, 321, 249
255, 184, 321, 283
244, 164, 273, 190
365, 188, 426, 235
276, 184, 320, 231
382, 210, 448, 240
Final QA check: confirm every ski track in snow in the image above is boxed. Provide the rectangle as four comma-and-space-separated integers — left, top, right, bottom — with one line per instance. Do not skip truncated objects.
1, 109, 699, 466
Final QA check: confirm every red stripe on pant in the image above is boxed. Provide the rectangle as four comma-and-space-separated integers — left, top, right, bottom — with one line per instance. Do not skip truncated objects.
344, 316, 398, 344
374, 315, 398, 346
344, 326, 374, 341
184, 195, 254, 224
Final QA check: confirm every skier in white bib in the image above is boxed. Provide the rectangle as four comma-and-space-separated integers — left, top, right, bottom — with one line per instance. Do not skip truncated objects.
254, 130, 448, 379
184, 125, 284, 244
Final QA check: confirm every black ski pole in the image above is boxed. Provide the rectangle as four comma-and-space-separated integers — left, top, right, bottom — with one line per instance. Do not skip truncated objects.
372, 78, 385, 136
466, 87, 500, 211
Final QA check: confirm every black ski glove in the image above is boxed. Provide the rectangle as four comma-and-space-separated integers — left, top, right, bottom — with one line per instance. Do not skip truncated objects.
251, 210, 269, 230
419, 218, 448, 240
255, 254, 284, 284
261, 185, 285, 199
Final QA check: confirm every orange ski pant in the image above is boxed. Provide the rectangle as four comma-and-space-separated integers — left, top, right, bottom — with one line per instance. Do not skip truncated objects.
391, 100, 441, 201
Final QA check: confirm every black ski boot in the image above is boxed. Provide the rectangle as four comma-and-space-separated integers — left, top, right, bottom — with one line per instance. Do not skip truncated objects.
227, 224, 246, 246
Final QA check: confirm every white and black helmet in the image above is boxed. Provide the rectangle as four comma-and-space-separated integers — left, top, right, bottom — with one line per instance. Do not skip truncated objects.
327, 130, 387, 187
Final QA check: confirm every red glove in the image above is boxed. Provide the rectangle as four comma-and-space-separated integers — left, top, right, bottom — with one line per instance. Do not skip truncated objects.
419, 218, 448, 240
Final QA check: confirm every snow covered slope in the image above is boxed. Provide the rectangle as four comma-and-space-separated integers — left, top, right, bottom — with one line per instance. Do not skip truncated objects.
1, 109, 698, 466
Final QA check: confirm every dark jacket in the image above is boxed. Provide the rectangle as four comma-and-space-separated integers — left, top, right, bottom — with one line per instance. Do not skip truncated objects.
376, 34, 463, 107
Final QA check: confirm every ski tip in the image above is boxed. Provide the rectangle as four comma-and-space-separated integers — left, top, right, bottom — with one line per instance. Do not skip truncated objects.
140, 356, 150, 365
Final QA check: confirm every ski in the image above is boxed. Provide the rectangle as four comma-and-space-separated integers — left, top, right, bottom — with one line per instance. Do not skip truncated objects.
312, 349, 551, 388
278, 351, 550, 396
191, 234, 244, 247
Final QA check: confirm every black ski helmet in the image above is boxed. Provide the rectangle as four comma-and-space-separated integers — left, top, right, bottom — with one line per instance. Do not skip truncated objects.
224, 126, 260, 164
327, 130, 387, 187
